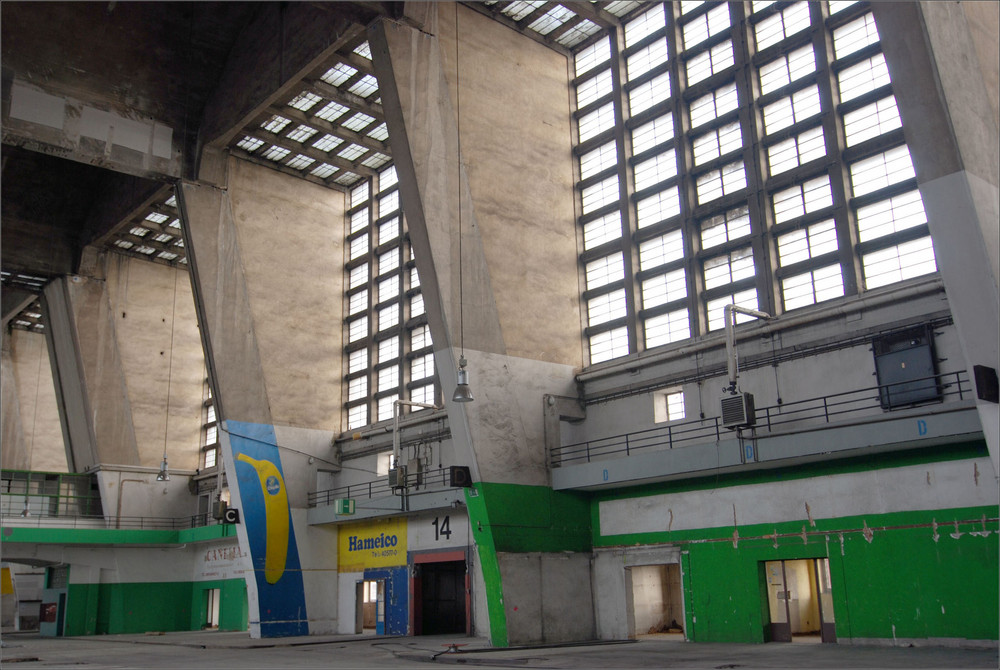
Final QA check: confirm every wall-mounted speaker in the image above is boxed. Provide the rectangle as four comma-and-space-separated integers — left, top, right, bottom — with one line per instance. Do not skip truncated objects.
449, 465, 473, 488
974, 365, 999, 403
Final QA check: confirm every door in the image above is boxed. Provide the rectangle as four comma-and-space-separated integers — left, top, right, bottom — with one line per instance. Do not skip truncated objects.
764, 561, 791, 642
419, 561, 466, 635
764, 559, 834, 643
205, 588, 220, 628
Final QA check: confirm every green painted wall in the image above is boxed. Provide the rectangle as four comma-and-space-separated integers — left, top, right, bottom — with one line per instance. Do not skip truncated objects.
590, 447, 998, 643
64, 578, 248, 635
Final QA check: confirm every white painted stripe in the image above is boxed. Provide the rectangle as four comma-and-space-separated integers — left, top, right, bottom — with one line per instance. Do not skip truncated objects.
599, 457, 997, 536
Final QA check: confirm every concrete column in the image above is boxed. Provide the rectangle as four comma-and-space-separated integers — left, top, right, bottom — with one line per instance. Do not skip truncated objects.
872, 2, 1000, 477
42, 275, 139, 472
179, 155, 345, 637
370, 4, 586, 645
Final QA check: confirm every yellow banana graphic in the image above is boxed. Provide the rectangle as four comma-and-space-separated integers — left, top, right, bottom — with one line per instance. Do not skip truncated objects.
237, 453, 289, 584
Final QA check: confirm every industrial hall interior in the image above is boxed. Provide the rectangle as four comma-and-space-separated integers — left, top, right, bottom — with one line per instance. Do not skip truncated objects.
1, 0, 997, 648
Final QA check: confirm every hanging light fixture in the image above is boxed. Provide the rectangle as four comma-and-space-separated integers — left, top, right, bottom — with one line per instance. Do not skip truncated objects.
20, 495, 30, 517
452, 355, 474, 403
157, 456, 170, 481
451, 4, 474, 404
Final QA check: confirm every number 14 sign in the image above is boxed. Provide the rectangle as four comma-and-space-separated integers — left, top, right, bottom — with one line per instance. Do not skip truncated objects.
409, 512, 469, 551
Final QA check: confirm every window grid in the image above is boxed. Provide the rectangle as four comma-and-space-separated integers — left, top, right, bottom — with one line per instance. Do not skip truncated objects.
574, 3, 935, 366
344, 166, 438, 430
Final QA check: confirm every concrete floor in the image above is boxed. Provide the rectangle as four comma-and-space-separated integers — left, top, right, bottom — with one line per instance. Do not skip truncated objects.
1, 631, 996, 669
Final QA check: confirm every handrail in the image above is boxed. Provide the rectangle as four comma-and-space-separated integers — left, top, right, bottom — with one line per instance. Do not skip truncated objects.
551, 370, 972, 467
308, 465, 455, 508
0, 509, 218, 530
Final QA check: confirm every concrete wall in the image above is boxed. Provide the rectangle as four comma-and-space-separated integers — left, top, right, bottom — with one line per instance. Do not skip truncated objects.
2, 329, 65, 472
496, 551, 594, 644
103, 254, 204, 471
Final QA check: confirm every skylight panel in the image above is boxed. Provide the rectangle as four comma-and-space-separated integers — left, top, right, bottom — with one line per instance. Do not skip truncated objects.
135, 245, 157, 255
348, 74, 379, 98
130, 226, 150, 237
353, 41, 372, 60
528, 5, 575, 35
261, 115, 292, 134
237, 136, 265, 153
145, 212, 169, 224
263, 146, 291, 162
286, 154, 315, 170
313, 134, 344, 153
286, 124, 319, 143
502, 1, 544, 21
367, 123, 389, 141
315, 101, 350, 122
338, 144, 368, 161
157, 251, 179, 261
557, 19, 600, 47
604, 1, 643, 17
288, 91, 322, 112
361, 153, 391, 169
310, 163, 338, 179
164, 195, 177, 207
343, 113, 376, 132
152, 233, 173, 243
335, 171, 363, 186
321, 63, 358, 87
114, 240, 134, 249
167, 219, 181, 229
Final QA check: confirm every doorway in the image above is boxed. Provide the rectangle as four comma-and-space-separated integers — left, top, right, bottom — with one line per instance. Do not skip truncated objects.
763, 558, 835, 643
204, 588, 220, 629
626, 564, 684, 640
416, 560, 466, 635
360, 579, 385, 634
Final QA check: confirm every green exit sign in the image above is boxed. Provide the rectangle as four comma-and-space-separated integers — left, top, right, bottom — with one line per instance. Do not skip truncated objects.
335, 498, 355, 515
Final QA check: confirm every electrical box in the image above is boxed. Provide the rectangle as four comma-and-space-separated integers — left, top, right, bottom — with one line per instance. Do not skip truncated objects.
721, 392, 756, 429
335, 498, 355, 515
873, 326, 940, 409
212, 500, 227, 520
388, 465, 407, 488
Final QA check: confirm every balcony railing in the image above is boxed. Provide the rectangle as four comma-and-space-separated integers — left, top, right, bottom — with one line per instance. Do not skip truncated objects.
0, 506, 219, 530
552, 370, 972, 467
309, 465, 456, 508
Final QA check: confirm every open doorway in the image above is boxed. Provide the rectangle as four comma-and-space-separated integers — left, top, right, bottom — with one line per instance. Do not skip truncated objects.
414, 560, 467, 635
204, 588, 221, 629
359, 579, 385, 635
626, 564, 684, 640
763, 558, 835, 643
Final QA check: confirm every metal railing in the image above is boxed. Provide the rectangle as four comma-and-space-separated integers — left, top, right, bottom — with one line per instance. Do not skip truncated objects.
552, 370, 972, 467
0, 501, 217, 530
309, 465, 455, 508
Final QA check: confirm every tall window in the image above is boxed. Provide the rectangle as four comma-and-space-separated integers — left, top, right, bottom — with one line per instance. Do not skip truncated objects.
344, 165, 438, 430
573, 1, 935, 365
202, 380, 218, 469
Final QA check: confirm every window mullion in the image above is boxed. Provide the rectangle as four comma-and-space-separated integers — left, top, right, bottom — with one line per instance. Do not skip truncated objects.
610, 25, 641, 356
732, 1, 776, 317
812, 2, 862, 297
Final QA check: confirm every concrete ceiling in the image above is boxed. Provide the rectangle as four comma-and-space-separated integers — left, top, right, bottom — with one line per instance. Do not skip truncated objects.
1, 1, 631, 328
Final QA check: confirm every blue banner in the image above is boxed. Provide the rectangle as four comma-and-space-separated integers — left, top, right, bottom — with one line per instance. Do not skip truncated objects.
228, 420, 308, 637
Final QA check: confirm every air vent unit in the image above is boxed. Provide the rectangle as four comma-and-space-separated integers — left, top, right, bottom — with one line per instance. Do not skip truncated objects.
721, 392, 755, 429
388, 465, 407, 488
